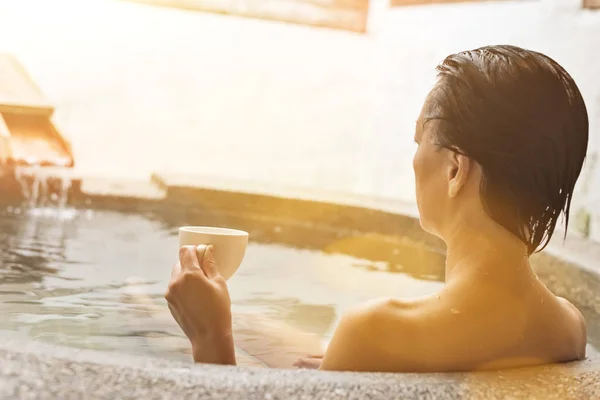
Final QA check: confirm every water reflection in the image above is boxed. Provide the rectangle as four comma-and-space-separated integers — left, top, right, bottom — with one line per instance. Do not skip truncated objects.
237, 296, 336, 338
0, 199, 446, 365
151, 202, 446, 282
321, 233, 445, 281
0, 207, 73, 285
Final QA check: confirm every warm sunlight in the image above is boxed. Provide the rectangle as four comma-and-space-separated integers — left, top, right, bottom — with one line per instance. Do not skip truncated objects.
0, 1, 599, 399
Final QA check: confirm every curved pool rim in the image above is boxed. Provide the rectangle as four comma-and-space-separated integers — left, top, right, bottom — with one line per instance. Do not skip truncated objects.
1, 170, 600, 399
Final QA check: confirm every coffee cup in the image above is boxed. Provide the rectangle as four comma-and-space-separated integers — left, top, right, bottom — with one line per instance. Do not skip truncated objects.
178, 226, 248, 280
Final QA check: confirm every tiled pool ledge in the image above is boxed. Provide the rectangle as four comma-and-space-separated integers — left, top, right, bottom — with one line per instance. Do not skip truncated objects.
3, 168, 600, 399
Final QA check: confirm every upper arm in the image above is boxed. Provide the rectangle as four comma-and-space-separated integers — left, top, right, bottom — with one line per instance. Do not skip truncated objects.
319, 310, 371, 372
558, 297, 587, 332
558, 297, 587, 358
319, 298, 417, 373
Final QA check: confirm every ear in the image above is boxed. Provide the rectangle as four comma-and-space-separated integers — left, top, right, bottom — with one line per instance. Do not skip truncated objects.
447, 152, 470, 198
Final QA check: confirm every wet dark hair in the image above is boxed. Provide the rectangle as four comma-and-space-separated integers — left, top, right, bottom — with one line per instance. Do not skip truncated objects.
428, 45, 588, 254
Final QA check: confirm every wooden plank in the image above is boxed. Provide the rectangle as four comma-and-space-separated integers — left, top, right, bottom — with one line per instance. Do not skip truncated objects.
583, 0, 600, 9
0, 114, 10, 164
0, 114, 9, 139
0, 54, 54, 116
122, 0, 370, 33
2, 113, 74, 167
391, 0, 506, 6
0, 56, 73, 167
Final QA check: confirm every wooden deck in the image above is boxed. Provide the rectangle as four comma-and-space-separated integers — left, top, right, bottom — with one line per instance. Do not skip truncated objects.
121, 0, 370, 32
0, 54, 54, 117
0, 54, 73, 167
584, 0, 600, 9
390, 0, 512, 6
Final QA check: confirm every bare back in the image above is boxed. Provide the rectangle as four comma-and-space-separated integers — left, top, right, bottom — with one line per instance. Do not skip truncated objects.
342, 276, 587, 373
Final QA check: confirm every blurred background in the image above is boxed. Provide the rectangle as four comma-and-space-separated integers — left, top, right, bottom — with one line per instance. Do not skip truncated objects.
0, 0, 598, 231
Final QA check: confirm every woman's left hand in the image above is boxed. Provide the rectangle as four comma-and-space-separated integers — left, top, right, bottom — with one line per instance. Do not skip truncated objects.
293, 354, 324, 369
165, 245, 236, 365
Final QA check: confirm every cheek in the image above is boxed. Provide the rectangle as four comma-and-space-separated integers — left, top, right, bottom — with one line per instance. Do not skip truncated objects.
414, 143, 445, 188
413, 147, 428, 214
413, 145, 445, 214
413, 147, 432, 229
412, 146, 426, 188
412, 146, 420, 175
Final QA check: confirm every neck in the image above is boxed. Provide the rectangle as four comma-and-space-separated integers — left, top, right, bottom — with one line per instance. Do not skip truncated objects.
443, 213, 532, 283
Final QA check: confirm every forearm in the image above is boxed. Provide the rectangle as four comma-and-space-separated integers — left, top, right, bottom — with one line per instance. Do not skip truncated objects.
192, 331, 237, 366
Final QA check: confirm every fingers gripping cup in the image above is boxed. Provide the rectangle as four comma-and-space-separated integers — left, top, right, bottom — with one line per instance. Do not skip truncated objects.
178, 227, 248, 280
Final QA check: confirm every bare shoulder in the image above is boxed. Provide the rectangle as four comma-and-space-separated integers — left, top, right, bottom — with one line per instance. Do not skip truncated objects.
335, 297, 415, 336
557, 297, 586, 329
557, 296, 587, 359
350, 296, 413, 317
319, 297, 420, 372
341, 297, 420, 333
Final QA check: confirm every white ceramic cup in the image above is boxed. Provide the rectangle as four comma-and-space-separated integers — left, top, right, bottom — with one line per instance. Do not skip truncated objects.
178, 226, 248, 280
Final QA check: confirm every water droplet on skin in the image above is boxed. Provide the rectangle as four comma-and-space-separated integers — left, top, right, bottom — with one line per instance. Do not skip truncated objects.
451, 308, 460, 315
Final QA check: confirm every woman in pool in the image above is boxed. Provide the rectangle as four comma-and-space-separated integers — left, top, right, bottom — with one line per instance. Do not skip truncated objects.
165, 45, 588, 372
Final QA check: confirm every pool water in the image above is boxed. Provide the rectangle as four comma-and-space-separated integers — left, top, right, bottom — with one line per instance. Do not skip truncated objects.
0, 203, 445, 366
